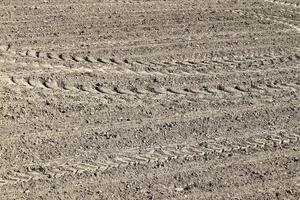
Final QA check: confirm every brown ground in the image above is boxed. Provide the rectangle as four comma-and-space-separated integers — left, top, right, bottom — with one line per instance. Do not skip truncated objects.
0, 0, 299, 199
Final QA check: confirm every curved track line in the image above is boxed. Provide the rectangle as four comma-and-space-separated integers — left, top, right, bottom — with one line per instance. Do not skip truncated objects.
0, 130, 298, 187
0, 42, 297, 74
235, 10, 300, 34
263, 0, 300, 8
1, 47, 299, 78
5, 76, 300, 99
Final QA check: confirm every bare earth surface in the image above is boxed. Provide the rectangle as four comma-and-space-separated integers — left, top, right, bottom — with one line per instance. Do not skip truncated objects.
0, 0, 300, 199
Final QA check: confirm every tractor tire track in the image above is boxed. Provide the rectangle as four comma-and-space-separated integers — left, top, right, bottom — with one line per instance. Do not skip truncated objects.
5, 74, 300, 100
0, 130, 298, 187
1, 46, 299, 79
263, 0, 300, 8
0, 1, 299, 199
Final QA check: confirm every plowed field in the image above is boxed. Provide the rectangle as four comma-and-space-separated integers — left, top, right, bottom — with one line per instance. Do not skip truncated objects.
0, 0, 299, 199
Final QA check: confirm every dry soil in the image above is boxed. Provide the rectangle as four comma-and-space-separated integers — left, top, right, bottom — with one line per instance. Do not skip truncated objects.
0, 0, 300, 199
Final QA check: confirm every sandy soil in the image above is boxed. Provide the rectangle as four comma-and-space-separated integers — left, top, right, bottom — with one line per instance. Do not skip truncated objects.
0, 0, 299, 199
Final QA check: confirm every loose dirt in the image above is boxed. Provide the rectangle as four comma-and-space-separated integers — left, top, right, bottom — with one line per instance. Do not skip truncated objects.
0, 0, 299, 199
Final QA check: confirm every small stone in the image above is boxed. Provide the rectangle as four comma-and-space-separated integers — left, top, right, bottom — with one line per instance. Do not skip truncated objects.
174, 187, 184, 192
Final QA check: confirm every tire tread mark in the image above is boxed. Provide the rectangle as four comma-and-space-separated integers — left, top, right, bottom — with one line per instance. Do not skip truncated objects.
236, 10, 300, 34
1, 44, 299, 78
7, 77, 299, 99
0, 131, 298, 187
263, 0, 300, 8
